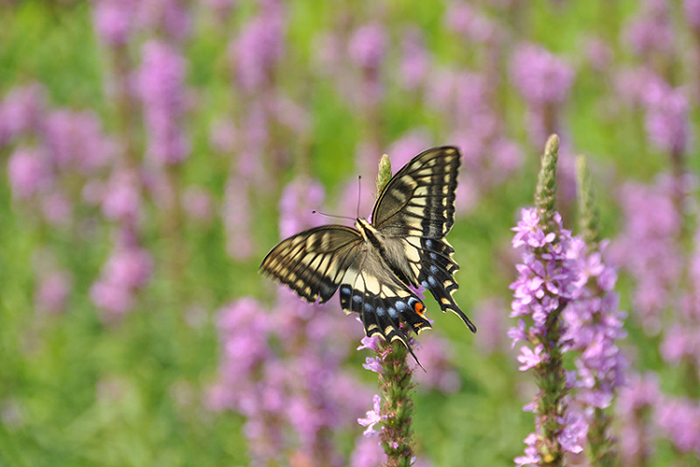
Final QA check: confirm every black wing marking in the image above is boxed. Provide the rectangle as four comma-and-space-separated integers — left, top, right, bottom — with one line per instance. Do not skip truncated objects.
371, 146, 460, 239
260, 225, 362, 303
338, 250, 432, 353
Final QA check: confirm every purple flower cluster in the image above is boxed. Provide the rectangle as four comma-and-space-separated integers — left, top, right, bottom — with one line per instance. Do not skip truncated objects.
510, 43, 575, 145
660, 222, 700, 368
642, 79, 689, 155
510, 208, 577, 330
509, 207, 585, 464
563, 239, 627, 410
445, 1, 501, 44
510, 44, 575, 108
138, 40, 190, 166
93, 0, 138, 46
616, 373, 659, 465
611, 177, 682, 333
656, 396, 700, 456
231, 2, 285, 92
89, 229, 153, 319
623, 0, 675, 58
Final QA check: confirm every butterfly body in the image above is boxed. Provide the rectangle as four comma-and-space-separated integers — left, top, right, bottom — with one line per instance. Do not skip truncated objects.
260, 147, 476, 351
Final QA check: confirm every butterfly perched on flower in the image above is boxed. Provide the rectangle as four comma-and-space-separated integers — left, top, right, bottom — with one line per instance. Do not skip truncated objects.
260, 147, 476, 355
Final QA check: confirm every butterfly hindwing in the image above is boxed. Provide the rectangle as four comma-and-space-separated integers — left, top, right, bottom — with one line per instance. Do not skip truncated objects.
339, 249, 431, 348
260, 225, 363, 303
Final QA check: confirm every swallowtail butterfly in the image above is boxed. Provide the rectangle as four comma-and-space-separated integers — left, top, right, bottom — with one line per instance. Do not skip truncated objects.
260, 147, 476, 355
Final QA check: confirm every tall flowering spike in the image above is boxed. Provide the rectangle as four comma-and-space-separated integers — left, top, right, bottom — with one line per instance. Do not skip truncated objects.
575, 156, 601, 248
510, 135, 582, 467
535, 134, 560, 235
356, 154, 416, 467
138, 40, 190, 166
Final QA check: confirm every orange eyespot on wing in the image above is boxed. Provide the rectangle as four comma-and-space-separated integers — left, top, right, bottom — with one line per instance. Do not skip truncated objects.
413, 301, 425, 318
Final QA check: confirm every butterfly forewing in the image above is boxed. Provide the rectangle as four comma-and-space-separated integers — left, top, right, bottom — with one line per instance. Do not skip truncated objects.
371, 147, 476, 332
371, 146, 460, 238
260, 225, 362, 303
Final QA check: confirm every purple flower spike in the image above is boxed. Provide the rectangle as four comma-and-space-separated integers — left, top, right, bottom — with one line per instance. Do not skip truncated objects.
349, 22, 388, 70
93, 0, 137, 46
138, 40, 190, 166
510, 43, 574, 107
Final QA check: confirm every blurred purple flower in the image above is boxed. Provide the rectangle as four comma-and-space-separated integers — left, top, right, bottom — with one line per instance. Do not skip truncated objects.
89, 280, 135, 316
231, 7, 284, 92
93, 0, 137, 46
7, 147, 53, 199
103, 244, 153, 290
642, 80, 689, 154
585, 36, 613, 72
400, 27, 430, 90
0, 83, 47, 143
617, 372, 659, 465
41, 191, 73, 226
209, 118, 237, 154
90, 230, 153, 317
135, 0, 191, 41
623, 0, 674, 57
278, 176, 325, 239
211, 298, 272, 409
35, 270, 72, 314
223, 175, 253, 260
349, 22, 388, 70
613, 66, 663, 108
138, 40, 190, 166
445, 1, 500, 44
472, 298, 510, 355
510, 43, 575, 107
350, 436, 386, 467
101, 169, 142, 226
44, 110, 115, 174
656, 397, 700, 456
685, 0, 700, 31
411, 335, 461, 393
271, 94, 311, 135
182, 185, 213, 222
611, 177, 682, 333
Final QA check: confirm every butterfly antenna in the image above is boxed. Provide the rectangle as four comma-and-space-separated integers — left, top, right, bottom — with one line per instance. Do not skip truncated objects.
356, 175, 362, 218
311, 210, 355, 222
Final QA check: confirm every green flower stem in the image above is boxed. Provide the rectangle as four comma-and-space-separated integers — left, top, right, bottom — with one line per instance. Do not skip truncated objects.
375, 154, 415, 467
575, 155, 601, 250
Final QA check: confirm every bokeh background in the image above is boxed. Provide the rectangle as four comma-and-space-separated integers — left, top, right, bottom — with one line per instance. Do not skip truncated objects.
1, 0, 699, 466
